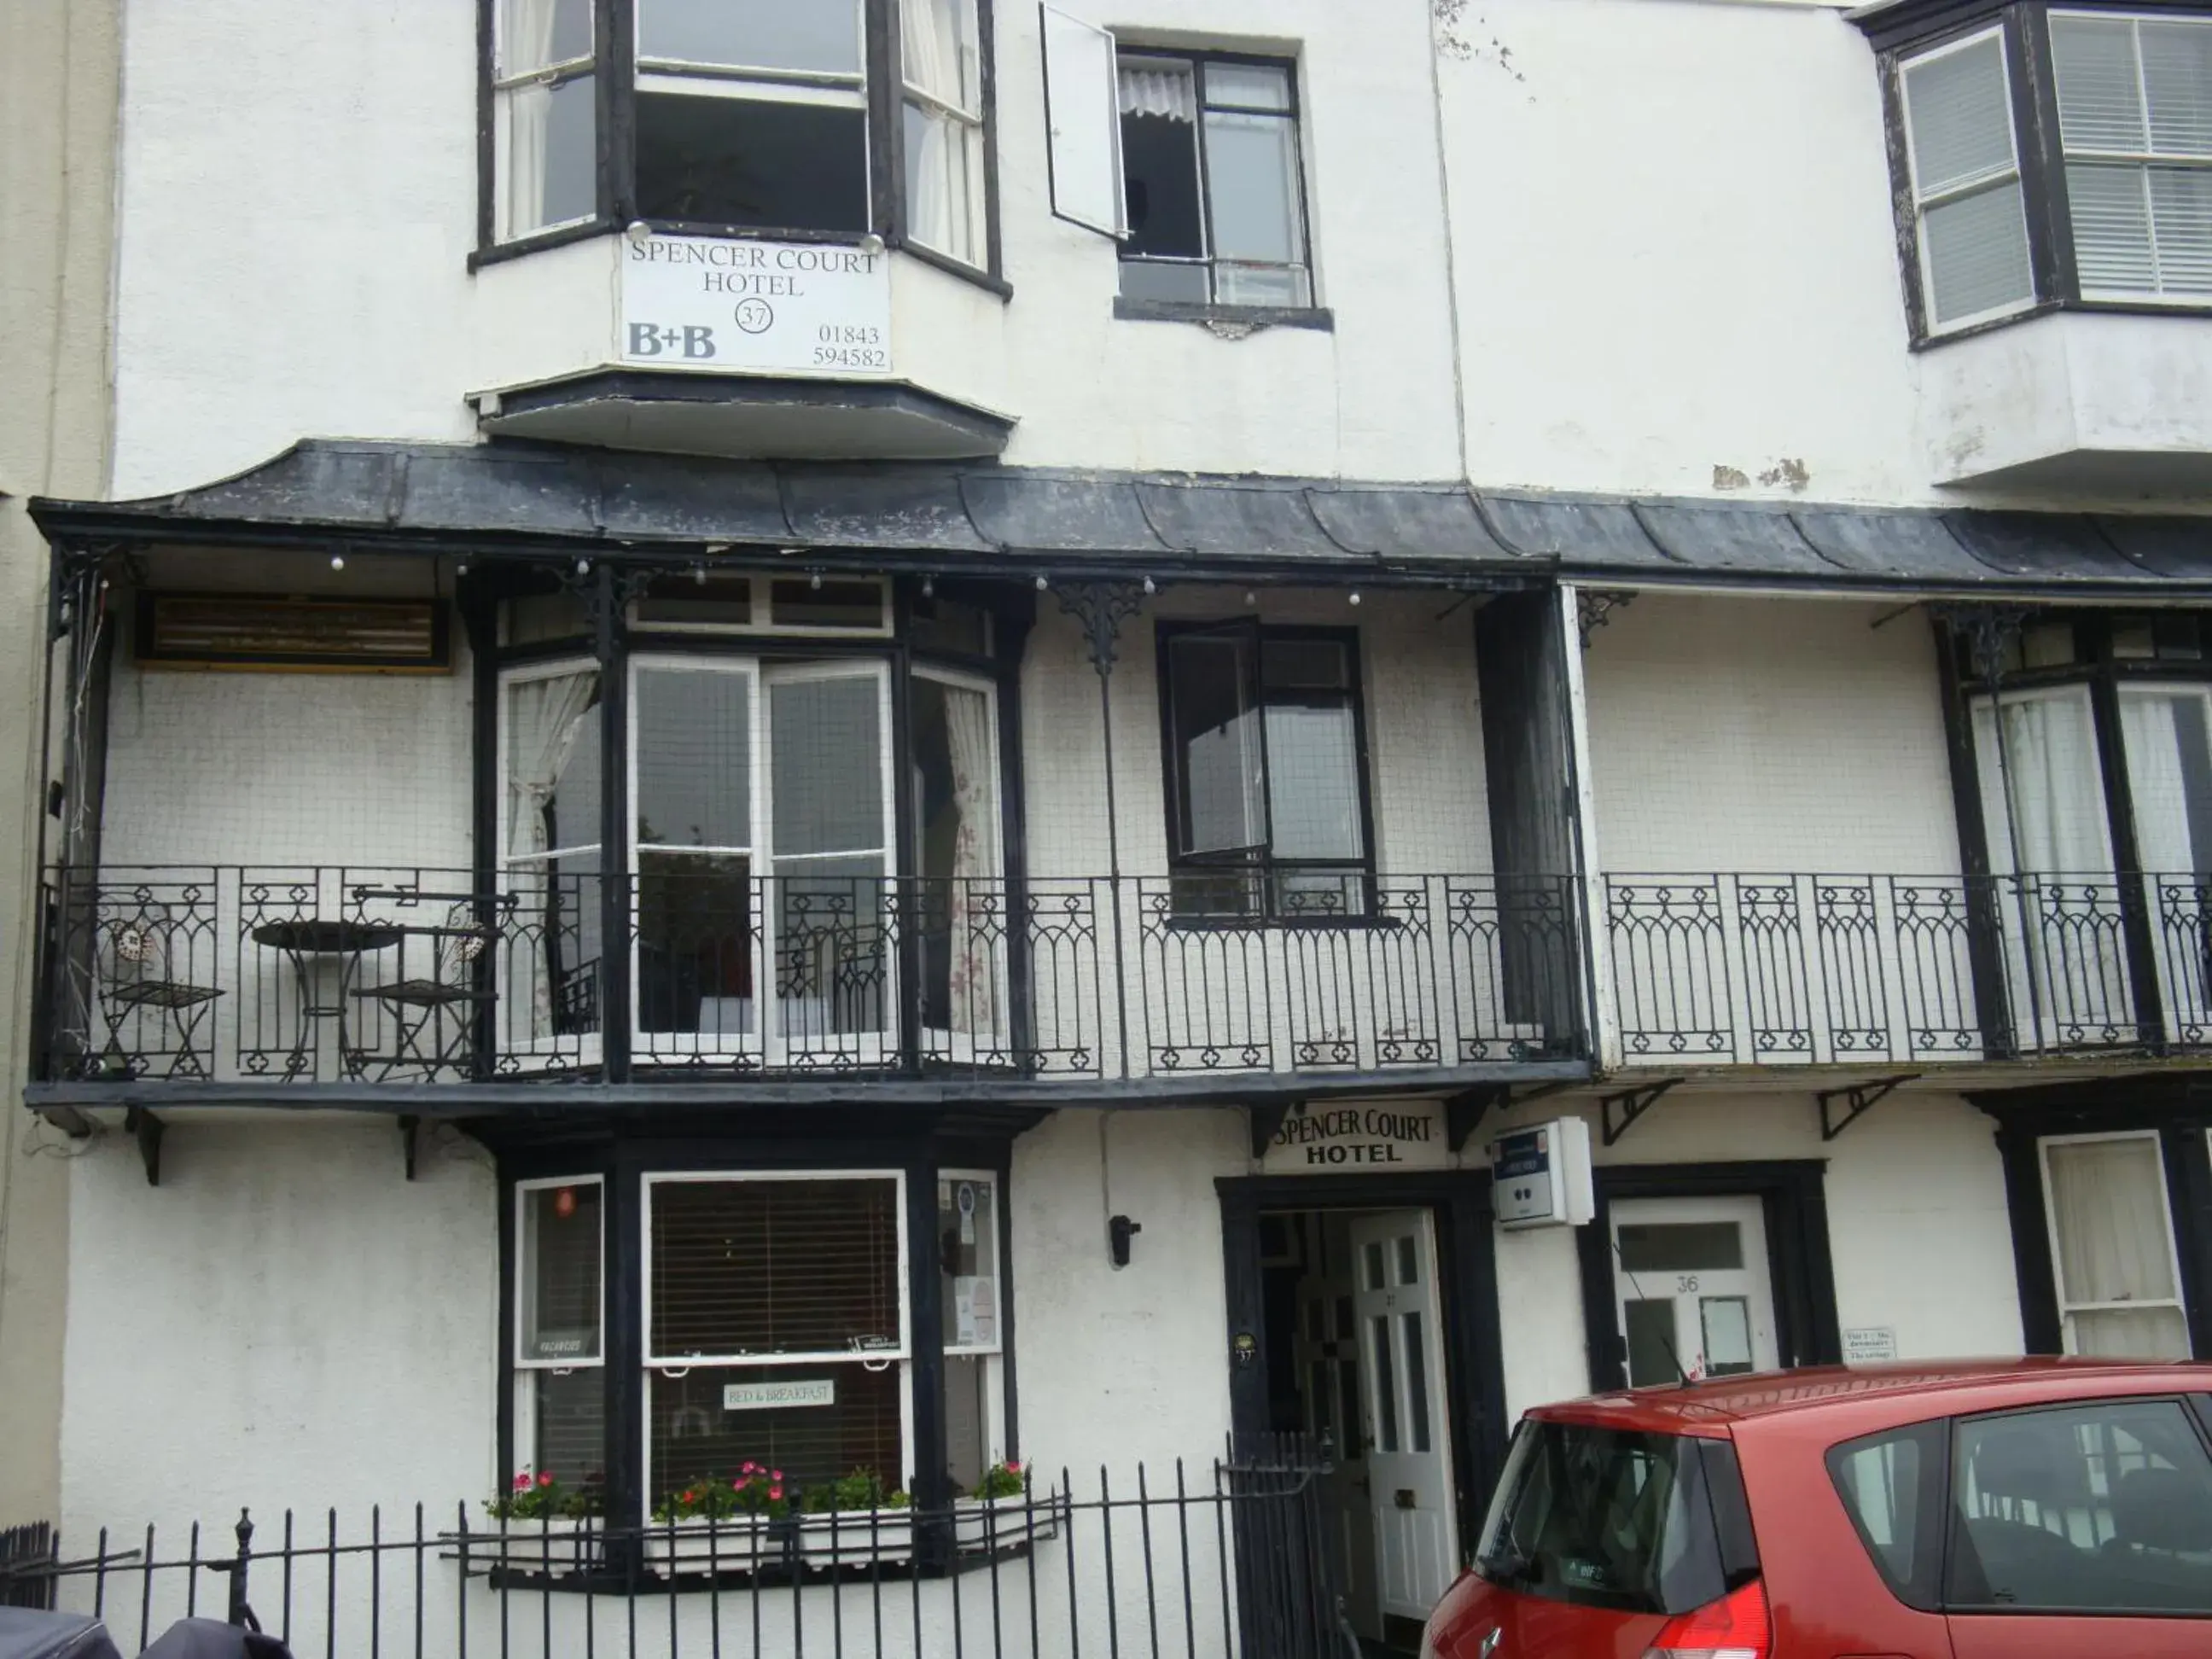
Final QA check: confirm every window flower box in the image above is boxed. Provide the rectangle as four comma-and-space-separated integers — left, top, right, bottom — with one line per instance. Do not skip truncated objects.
473, 1517, 603, 1577
643, 1516, 789, 1573
799, 1510, 916, 1566
953, 1493, 1056, 1551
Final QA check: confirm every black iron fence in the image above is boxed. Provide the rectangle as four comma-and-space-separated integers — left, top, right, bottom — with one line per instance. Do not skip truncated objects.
0, 1454, 1353, 1659
35, 866, 1586, 1089
1604, 870, 2212, 1065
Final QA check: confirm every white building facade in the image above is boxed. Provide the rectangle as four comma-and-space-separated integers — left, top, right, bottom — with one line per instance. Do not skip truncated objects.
15, 0, 2212, 1654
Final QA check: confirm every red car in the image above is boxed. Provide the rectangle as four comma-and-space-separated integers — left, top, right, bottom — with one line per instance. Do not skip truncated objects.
1423, 1359, 2212, 1658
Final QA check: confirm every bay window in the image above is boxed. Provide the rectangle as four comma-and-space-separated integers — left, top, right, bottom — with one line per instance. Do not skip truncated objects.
1876, 5, 2212, 341
479, 0, 1001, 281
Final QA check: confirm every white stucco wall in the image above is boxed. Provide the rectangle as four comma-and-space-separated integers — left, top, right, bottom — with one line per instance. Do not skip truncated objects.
1583, 591, 1960, 876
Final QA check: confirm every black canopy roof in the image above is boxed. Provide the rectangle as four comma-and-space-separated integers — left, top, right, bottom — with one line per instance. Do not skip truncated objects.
31, 439, 2212, 597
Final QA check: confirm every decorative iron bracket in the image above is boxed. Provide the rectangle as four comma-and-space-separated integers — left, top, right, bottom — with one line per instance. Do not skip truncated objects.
1249, 1102, 1291, 1161
1445, 1086, 1509, 1154
1600, 1079, 1682, 1147
1930, 602, 2026, 683
1818, 1074, 1918, 1142
560, 558, 657, 631
399, 1115, 420, 1182
125, 1105, 165, 1187
1576, 589, 1635, 648
1057, 582, 1150, 679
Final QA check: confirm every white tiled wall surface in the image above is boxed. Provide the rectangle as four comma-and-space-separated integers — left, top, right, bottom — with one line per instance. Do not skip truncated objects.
1584, 594, 1961, 876
101, 646, 474, 870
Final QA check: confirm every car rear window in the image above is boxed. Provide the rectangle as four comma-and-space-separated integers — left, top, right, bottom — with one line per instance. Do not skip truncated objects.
1474, 1419, 1755, 1615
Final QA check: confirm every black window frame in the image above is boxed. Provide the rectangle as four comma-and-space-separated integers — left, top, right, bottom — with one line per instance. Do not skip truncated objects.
1154, 620, 1378, 925
1112, 47, 1318, 315
474, 0, 1007, 294
1860, 0, 2212, 347
495, 1132, 1022, 1575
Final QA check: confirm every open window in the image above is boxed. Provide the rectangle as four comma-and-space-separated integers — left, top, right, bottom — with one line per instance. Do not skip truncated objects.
1039, 8, 1313, 309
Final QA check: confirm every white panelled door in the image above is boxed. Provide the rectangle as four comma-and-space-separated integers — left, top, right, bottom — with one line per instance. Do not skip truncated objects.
1610, 1196, 1779, 1386
1348, 1211, 1457, 1621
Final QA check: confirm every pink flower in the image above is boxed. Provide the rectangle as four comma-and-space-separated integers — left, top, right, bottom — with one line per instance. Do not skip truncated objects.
736, 1477, 751, 1491
741, 1461, 760, 1473
768, 1486, 784, 1501
1004, 1461, 1022, 1473
538, 1473, 555, 1488
513, 1472, 533, 1492
770, 1470, 783, 1481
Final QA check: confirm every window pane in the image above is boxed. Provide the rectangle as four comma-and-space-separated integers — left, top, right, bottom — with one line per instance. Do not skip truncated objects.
2150, 164, 2212, 294
1395, 1235, 1418, 1287
1118, 259, 1210, 304
635, 572, 754, 627
649, 1361, 902, 1508
638, 0, 860, 74
1827, 1428, 1931, 1604
1262, 639, 1348, 692
649, 1177, 901, 1359
769, 578, 883, 630
1970, 690, 2110, 876
905, 102, 987, 265
2052, 15, 2148, 153
2068, 162, 2157, 294
636, 667, 751, 849
521, 1182, 602, 1362
901, 0, 979, 112
2045, 1137, 2181, 1313
1402, 1313, 1431, 1453
2117, 688, 2212, 876
2143, 20, 2212, 158
1950, 1400, 2212, 1612
506, 669, 602, 859
944, 1353, 991, 1491
1905, 36, 2017, 195
2068, 1304, 2192, 1359
1169, 633, 1266, 857
1263, 704, 1363, 862
771, 674, 884, 858
1308, 1359, 1332, 1435
527, 1367, 606, 1487
1923, 181, 2033, 325
635, 93, 869, 232
1204, 62, 1290, 113
1699, 1296, 1755, 1377
497, 75, 597, 240
774, 858, 891, 1041
634, 850, 754, 1039
1121, 62, 1204, 263
1203, 109, 1301, 267
499, 0, 594, 77
1371, 1316, 1400, 1452
1617, 1222, 1744, 1275
1624, 1299, 1679, 1388
1338, 1359, 1360, 1452
940, 1175, 1000, 1350
1363, 1241, 1385, 1291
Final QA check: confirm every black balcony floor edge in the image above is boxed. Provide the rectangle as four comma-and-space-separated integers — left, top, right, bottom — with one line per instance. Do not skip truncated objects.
22, 1060, 1591, 1117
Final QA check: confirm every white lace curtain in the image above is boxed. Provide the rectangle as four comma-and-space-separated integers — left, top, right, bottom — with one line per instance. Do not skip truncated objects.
498, 0, 564, 236
1119, 61, 1195, 123
903, 0, 981, 263
940, 681, 1000, 1035
508, 668, 600, 860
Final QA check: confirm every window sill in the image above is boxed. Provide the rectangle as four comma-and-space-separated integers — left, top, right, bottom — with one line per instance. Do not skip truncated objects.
896, 238, 1014, 301
469, 218, 616, 273
1911, 294, 2212, 352
1112, 298, 1334, 334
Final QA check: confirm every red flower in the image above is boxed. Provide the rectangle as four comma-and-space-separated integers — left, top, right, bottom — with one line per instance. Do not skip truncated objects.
1004, 1461, 1022, 1474
770, 1470, 783, 1481
768, 1486, 784, 1501
683, 1489, 697, 1505
513, 1472, 533, 1492
741, 1461, 760, 1473
736, 1477, 751, 1491
538, 1473, 555, 1487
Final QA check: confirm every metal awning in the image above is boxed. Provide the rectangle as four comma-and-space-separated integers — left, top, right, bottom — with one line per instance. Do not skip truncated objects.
30, 439, 2212, 597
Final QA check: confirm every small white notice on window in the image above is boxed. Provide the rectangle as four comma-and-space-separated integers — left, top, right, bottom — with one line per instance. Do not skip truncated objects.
724, 1378, 836, 1412
620, 235, 893, 377
1843, 1326, 1899, 1364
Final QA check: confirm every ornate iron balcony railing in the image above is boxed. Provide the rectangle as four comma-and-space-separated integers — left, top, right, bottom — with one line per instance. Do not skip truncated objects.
34, 866, 1587, 1091
1604, 870, 2212, 1066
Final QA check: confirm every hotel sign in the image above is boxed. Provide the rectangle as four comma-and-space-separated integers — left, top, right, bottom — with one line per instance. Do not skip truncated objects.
1260, 1100, 1450, 1173
723, 1378, 836, 1412
620, 235, 893, 377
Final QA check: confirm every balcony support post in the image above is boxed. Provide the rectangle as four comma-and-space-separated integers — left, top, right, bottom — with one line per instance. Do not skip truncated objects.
1249, 1102, 1290, 1160
398, 1114, 420, 1181
1816, 1074, 1917, 1143
124, 1105, 164, 1187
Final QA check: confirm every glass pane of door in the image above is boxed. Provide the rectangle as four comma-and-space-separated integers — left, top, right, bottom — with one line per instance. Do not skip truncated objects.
2118, 686, 2212, 1038
913, 672, 1003, 1041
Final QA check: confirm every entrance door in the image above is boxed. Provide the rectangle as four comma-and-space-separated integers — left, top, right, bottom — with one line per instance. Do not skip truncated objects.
1349, 1211, 1456, 1621
1292, 1220, 1378, 1639
1610, 1196, 1779, 1385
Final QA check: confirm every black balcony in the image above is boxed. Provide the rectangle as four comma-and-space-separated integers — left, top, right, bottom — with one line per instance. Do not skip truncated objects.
32, 867, 1588, 1101
1604, 870, 2212, 1067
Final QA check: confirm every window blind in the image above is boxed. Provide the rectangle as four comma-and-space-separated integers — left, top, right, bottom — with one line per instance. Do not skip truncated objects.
1901, 32, 2035, 327
648, 1177, 903, 1361
2052, 15, 2212, 300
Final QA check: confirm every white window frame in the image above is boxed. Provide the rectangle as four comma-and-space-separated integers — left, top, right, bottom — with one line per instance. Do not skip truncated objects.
911, 664, 1004, 1062
901, 0, 988, 265
514, 1174, 608, 1476
2038, 1129, 2191, 1353
939, 1167, 1009, 1477
1899, 25, 2040, 336
2049, 10, 2212, 306
626, 573, 894, 638
626, 654, 899, 1065
497, 655, 608, 1069
492, 0, 601, 242
640, 1169, 915, 1505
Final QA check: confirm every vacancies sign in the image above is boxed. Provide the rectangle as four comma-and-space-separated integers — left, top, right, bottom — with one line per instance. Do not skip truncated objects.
620, 235, 894, 377
1261, 1100, 1449, 1173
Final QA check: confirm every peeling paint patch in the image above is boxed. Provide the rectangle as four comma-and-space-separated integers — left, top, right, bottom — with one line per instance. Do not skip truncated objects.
1713, 465, 1749, 491
1433, 2, 1528, 85
1758, 457, 1810, 492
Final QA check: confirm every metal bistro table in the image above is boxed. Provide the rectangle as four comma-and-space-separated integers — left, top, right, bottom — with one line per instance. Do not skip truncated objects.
249, 918, 404, 1080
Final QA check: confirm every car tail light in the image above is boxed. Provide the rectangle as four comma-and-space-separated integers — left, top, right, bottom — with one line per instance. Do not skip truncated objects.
1639, 1578, 1769, 1659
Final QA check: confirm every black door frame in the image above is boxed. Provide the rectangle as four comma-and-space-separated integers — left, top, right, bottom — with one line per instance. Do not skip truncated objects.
1573, 1161, 1842, 1393
1216, 1171, 1512, 1563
